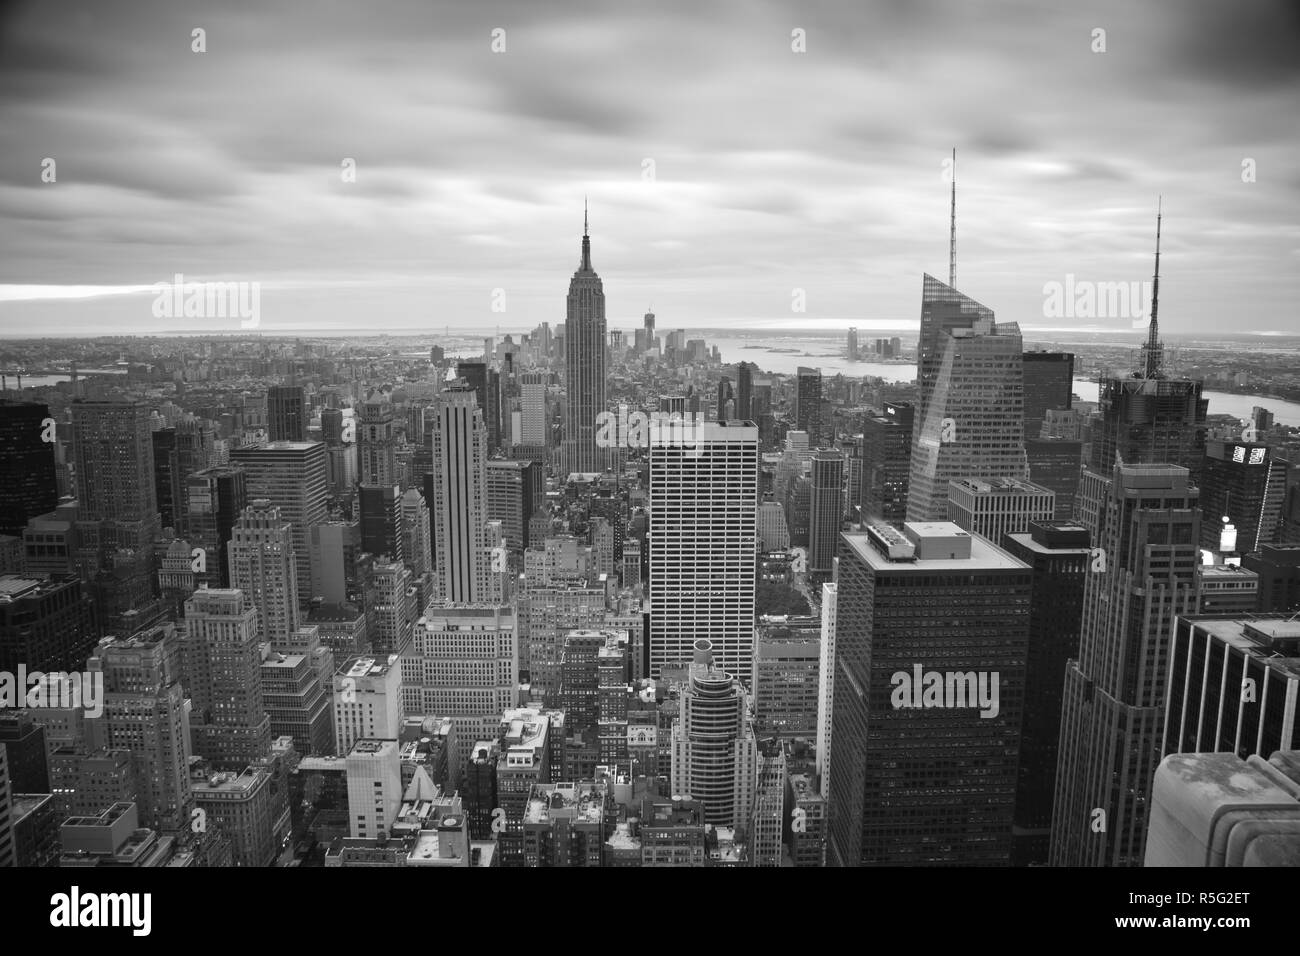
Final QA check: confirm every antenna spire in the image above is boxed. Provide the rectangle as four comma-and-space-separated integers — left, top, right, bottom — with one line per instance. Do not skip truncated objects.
948, 148, 957, 288
580, 197, 592, 271
1143, 197, 1164, 378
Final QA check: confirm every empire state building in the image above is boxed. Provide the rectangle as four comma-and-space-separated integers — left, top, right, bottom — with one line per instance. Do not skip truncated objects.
563, 204, 607, 474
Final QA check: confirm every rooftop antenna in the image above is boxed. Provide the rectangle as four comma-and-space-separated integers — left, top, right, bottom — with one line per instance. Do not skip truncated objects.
1143, 198, 1164, 378
948, 148, 957, 288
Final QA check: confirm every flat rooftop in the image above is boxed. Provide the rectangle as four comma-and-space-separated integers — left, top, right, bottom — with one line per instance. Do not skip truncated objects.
1185, 617, 1300, 680
844, 524, 1028, 572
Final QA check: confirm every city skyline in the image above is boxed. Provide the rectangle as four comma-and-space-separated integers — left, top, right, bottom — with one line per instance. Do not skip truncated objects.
5, 0, 1300, 910
1, 0, 1298, 337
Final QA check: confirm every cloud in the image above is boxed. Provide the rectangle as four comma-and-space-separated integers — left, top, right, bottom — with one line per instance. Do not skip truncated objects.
0, 0, 1295, 335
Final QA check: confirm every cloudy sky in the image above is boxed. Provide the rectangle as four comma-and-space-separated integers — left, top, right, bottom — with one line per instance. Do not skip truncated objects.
1, 0, 1297, 338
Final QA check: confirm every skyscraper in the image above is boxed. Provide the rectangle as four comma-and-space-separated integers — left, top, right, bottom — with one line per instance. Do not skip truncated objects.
358, 483, 403, 564
795, 368, 823, 445
1164, 615, 1300, 759
1000, 520, 1091, 866
669, 640, 759, 829
736, 362, 753, 422
0, 401, 58, 538
86, 627, 193, 833
827, 521, 1031, 866
185, 466, 247, 589
358, 387, 397, 486
1051, 464, 1201, 867
486, 459, 536, 555
517, 371, 548, 448
816, 581, 837, 799
400, 605, 518, 771
649, 421, 758, 683
430, 386, 490, 604
1198, 440, 1284, 554
808, 450, 844, 574
1021, 352, 1074, 442
860, 402, 913, 523
182, 588, 272, 769
70, 401, 161, 630
267, 385, 308, 443
0, 575, 98, 675
227, 501, 300, 646
563, 205, 608, 474
1087, 214, 1207, 481
914, 274, 993, 421
229, 441, 328, 609
907, 313, 1028, 522
455, 363, 501, 454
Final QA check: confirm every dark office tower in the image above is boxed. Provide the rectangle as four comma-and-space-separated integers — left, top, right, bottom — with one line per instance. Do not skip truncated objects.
185, 466, 247, 590
644, 310, 655, 338
736, 362, 753, 421
717, 376, 735, 420
455, 363, 501, 454
1051, 464, 1201, 867
795, 368, 823, 444
464, 742, 500, 840
1199, 440, 1282, 553
487, 459, 535, 554
1088, 217, 1206, 481
837, 437, 863, 520
1244, 545, 1300, 613
915, 274, 993, 420
86, 627, 193, 833
430, 387, 489, 603
358, 484, 403, 564
70, 401, 160, 630
173, 418, 215, 531
846, 327, 859, 361
152, 427, 181, 530
0, 575, 98, 674
487, 367, 502, 453
827, 522, 1031, 866
0, 713, 49, 794
1021, 352, 1074, 442
1000, 520, 1090, 866
808, 451, 845, 574
559, 629, 607, 736
358, 387, 397, 486
182, 589, 272, 769
229, 441, 328, 610
0, 401, 58, 538
1025, 437, 1083, 520
563, 206, 608, 475
861, 402, 913, 523
267, 385, 308, 443
589, 487, 625, 562
320, 407, 343, 445
1164, 616, 1300, 760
